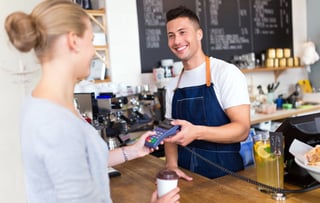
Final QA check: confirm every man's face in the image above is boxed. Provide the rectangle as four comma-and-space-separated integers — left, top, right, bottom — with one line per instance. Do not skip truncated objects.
166, 17, 202, 61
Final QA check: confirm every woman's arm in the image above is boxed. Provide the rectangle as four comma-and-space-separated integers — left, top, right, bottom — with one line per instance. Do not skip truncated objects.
108, 131, 156, 166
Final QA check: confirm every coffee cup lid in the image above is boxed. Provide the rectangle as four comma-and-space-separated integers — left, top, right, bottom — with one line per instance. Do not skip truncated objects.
157, 169, 178, 180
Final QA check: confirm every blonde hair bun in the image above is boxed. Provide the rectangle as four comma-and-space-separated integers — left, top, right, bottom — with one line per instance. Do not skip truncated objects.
5, 12, 39, 52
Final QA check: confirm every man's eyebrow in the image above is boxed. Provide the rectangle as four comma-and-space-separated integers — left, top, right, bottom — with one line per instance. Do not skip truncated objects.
168, 28, 187, 34
177, 28, 186, 31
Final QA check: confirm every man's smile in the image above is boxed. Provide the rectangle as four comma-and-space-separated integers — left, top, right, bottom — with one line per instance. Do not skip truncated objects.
175, 45, 188, 52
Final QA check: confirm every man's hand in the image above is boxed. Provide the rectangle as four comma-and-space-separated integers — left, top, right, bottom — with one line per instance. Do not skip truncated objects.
166, 166, 193, 182
165, 119, 199, 146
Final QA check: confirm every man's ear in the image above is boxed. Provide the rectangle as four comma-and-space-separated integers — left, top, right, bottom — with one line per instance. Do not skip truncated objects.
67, 32, 79, 52
197, 29, 203, 41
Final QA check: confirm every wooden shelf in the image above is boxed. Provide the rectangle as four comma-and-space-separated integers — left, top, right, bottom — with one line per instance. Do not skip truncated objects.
86, 9, 106, 32
241, 66, 304, 80
85, 9, 110, 82
93, 77, 111, 83
251, 104, 320, 125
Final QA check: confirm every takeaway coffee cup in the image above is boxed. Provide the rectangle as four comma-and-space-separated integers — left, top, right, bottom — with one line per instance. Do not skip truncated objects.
156, 169, 178, 197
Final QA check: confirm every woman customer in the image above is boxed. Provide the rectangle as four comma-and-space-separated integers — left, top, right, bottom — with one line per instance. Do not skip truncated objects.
4, 0, 179, 202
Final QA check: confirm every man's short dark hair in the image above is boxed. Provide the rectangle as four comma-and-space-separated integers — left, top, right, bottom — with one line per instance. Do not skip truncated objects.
166, 6, 200, 27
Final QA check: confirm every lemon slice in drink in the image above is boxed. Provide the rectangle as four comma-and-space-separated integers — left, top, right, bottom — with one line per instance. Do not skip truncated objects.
256, 144, 271, 159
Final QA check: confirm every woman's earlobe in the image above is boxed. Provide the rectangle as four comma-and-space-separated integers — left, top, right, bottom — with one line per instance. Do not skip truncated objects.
67, 32, 79, 52
197, 29, 203, 41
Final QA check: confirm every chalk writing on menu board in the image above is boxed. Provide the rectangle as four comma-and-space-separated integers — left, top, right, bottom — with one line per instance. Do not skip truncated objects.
136, 0, 293, 73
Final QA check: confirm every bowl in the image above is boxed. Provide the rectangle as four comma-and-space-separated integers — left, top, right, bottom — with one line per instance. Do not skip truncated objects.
282, 103, 293, 109
295, 157, 320, 182
256, 103, 277, 114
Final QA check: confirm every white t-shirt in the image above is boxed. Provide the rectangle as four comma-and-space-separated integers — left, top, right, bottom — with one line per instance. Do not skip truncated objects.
20, 96, 112, 203
165, 57, 250, 118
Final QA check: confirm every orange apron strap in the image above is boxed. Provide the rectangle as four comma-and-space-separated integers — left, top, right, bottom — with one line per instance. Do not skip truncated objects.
205, 56, 211, 87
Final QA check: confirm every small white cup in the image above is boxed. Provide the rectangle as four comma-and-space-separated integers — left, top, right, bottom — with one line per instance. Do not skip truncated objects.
156, 169, 178, 198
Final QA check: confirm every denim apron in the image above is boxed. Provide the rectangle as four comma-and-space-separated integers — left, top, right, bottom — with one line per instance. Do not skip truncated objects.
172, 56, 243, 179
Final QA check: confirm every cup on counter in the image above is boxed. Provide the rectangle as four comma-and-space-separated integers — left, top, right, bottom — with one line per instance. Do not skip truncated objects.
156, 169, 179, 197
253, 132, 284, 192
153, 68, 165, 82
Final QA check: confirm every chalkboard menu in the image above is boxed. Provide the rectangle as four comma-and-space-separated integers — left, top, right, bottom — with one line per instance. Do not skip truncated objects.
137, 0, 293, 73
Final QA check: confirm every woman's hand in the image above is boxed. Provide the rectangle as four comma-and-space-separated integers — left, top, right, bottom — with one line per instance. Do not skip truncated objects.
150, 188, 180, 203
108, 131, 163, 167
129, 131, 158, 159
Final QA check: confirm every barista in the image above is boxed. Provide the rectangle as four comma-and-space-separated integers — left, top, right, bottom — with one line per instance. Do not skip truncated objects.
164, 6, 251, 179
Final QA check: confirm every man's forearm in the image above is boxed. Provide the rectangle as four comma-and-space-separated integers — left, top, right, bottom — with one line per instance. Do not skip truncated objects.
164, 142, 178, 168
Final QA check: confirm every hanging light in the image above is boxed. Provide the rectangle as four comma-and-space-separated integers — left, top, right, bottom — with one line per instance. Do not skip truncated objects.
301, 41, 319, 66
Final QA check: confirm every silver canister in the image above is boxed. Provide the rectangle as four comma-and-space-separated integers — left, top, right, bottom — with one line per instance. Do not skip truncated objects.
106, 137, 121, 150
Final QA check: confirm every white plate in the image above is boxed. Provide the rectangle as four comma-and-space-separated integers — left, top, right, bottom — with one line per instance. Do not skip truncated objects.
295, 157, 320, 182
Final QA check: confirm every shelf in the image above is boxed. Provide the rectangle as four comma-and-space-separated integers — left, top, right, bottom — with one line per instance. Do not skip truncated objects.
85, 9, 110, 82
240, 66, 303, 73
93, 77, 111, 83
240, 66, 304, 80
251, 104, 320, 125
86, 9, 106, 32
94, 45, 108, 49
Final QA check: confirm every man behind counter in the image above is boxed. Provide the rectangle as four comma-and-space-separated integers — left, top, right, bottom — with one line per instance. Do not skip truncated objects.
163, 6, 251, 180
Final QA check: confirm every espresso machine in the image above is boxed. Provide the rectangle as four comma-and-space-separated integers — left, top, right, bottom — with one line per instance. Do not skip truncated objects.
94, 91, 161, 146
73, 87, 162, 149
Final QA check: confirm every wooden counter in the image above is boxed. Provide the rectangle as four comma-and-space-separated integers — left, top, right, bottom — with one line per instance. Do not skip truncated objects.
111, 155, 320, 203
251, 105, 320, 125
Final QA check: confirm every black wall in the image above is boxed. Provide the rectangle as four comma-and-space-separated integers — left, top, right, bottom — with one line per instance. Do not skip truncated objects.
136, 0, 293, 73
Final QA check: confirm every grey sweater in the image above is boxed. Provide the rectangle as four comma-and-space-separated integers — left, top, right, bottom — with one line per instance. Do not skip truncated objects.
20, 96, 111, 203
